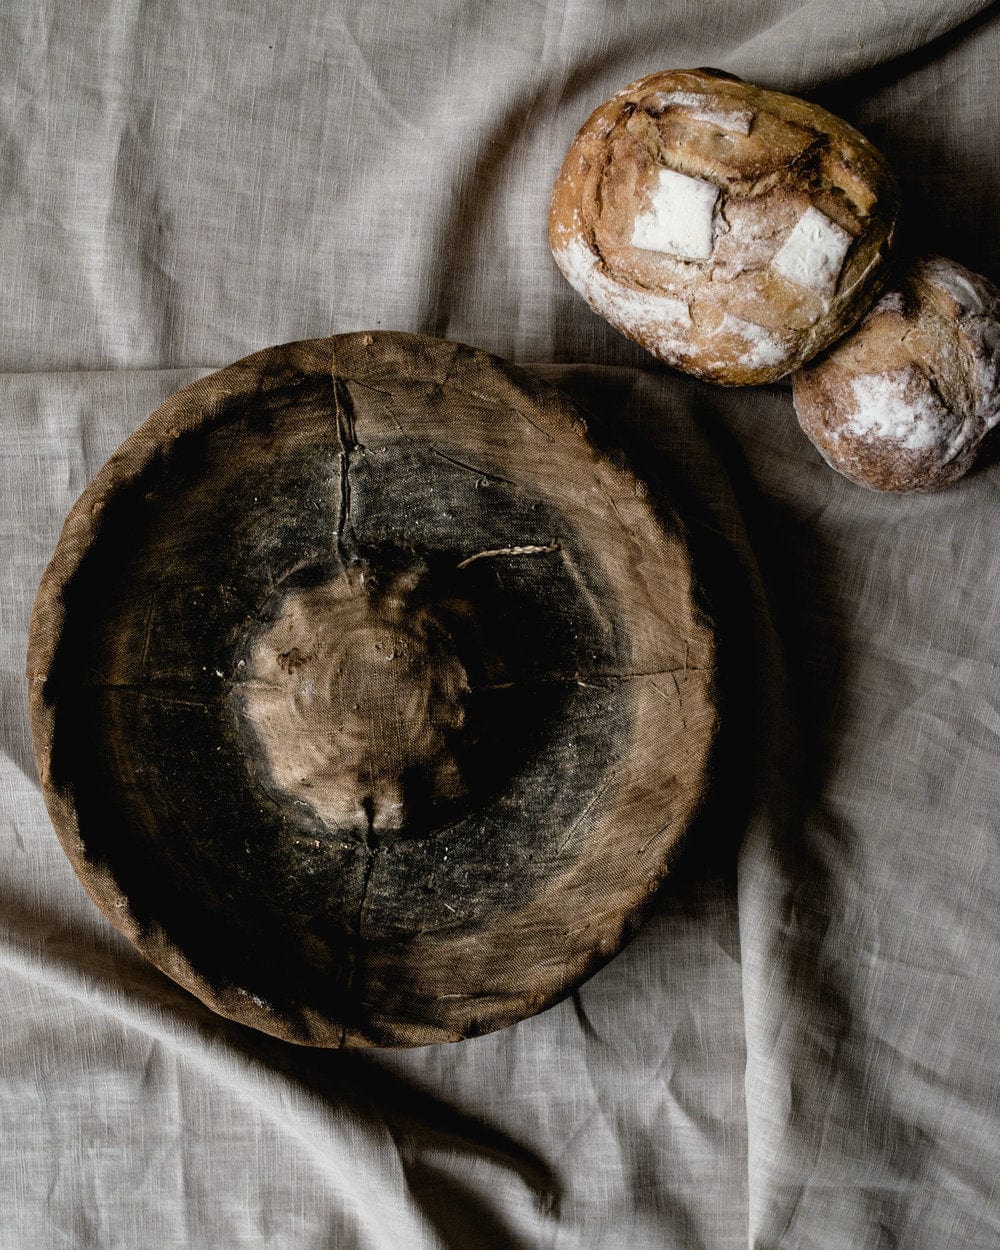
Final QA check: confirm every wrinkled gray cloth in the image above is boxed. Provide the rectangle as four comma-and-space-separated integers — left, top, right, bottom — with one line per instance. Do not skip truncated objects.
3, 2, 1000, 1247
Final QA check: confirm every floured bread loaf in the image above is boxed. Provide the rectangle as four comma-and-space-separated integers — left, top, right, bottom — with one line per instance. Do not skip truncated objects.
793, 257, 1000, 491
549, 68, 899, 384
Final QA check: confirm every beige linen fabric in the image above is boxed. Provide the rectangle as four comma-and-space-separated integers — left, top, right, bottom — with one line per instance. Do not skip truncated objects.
2, 2, 1000, 1247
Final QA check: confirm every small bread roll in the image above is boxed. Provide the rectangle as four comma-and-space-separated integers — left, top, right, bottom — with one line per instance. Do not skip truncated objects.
792, 257, 1000, 491
549, 68, 899, 384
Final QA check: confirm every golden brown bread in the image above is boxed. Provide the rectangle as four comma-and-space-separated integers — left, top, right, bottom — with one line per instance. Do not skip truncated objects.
549, 68, 899, 384
792, 256, 1000, 491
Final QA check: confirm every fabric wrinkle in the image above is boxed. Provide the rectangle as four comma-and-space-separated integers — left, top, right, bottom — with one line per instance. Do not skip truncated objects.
4, 2, 1000, 1246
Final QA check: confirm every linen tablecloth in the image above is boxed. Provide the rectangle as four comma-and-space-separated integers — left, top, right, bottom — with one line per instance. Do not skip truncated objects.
3, 2, 1000, 1245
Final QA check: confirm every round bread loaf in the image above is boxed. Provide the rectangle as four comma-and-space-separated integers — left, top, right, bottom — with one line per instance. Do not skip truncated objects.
792, 257, 1000, 491
549, 68, 899, 385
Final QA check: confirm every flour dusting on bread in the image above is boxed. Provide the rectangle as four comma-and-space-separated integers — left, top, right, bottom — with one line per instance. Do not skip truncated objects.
647, 91, 755, 134
793, 256, 1000, 491
549, 68, 898, 384
719, 315, 788, 369
921, 256, 988, 315
771, 206, 852, 296
630, 168, 719, 259
840, 370, 947, 451
555, 235, 695, 358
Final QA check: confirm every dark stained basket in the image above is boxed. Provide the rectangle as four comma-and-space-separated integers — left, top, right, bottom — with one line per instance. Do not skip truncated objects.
27, 332, 717, 1047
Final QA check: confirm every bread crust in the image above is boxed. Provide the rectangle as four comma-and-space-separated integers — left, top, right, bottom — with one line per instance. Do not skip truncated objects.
793, 256, 1000, 491
549, 68, 899, 384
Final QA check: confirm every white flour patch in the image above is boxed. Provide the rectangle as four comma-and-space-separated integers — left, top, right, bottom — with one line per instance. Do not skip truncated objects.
631, 168, 719, 260
719, 314, 787, 369
772, 206, 852, 296
649, 91, 755, 134
555, 235, 694, 358
841, 370, 947, 451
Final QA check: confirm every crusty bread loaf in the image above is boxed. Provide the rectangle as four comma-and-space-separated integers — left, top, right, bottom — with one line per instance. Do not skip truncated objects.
792, 256, 1000, 491
549, 68, 899, 385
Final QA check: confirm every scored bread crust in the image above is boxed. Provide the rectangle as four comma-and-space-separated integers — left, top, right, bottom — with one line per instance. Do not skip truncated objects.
549, 68, 900, 385
792, 256, 1000, 491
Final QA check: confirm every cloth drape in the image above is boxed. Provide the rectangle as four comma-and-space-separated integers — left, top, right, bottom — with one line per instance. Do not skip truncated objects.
3, 2, 999, 1245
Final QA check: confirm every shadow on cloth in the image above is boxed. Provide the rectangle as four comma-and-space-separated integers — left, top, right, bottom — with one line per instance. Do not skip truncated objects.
813, 3, 1000, 273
